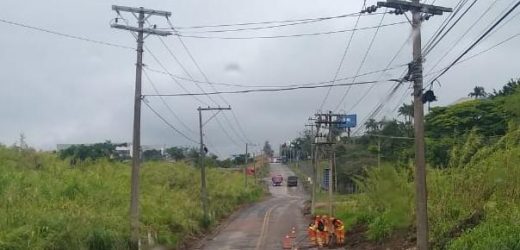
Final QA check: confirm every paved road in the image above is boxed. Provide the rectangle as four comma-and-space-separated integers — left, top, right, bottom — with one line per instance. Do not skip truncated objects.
195, 163, 312, 250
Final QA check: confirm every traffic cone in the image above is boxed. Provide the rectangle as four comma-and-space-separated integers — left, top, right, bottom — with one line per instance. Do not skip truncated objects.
282, 235, 293, 249
290, 227, 297, 238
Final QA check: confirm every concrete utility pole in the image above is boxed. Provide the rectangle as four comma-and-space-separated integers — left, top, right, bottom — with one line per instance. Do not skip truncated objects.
245, 143, 249, 188
198, 106, 231, 225
110, 6, 171, 249
327, 111, 334, 216
305, 120, 317, 215
314, 112, 343, 216
373, 2, 452, 249
253, 152, 257, 184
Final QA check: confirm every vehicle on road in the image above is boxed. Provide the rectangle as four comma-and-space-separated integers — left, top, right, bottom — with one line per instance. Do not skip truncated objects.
272, 175, 283, 186
287, 176, 298, 187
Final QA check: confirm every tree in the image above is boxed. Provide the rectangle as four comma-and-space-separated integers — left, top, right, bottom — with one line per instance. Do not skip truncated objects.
186, 148, 200, 162
263, 141, 274, 157
364, 118, 380, 134
232, 153, 252, 165
398, 103, 414, 124
59, 141, 120, 163
491, 79, 520, 97
143, 149, 162, 161
166, 147, 186, 161
468, 86, 487, 99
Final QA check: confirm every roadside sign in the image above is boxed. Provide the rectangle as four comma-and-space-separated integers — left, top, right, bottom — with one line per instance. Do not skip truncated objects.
337, 114, 357, 129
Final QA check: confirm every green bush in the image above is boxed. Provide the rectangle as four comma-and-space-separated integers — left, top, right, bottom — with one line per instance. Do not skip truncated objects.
353, 165, 414, 241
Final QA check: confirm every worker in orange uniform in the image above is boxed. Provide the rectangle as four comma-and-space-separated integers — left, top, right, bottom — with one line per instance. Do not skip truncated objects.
331, 218, 345, 245
315, 215, 326, 247
307, 222, 318, 246
321, 215, 330, 246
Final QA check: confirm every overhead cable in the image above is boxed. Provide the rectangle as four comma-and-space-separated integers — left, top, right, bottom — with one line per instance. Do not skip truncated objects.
334, 10, 387, 111
429, 0, 520, 85
167, 18, 252, 145
0, 17, 133, 50
319, 0, 367, 111
144, 79, 391, 97
143, 101, 199, 144
173, 12, 387, 30
174, 21, 407, 39
145, 64, 406, 88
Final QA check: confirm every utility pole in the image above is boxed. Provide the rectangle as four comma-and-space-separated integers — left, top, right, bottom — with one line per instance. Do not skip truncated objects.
253, 152, 257, 184
245, 143, 249, 188
327, 111, 334, 216
314, 112, 343, 216
197, 106, 232, 226
305, 120, 317, 215
110, 6, 171, 249
372, 2, 452, 249
378, 137, 381, 168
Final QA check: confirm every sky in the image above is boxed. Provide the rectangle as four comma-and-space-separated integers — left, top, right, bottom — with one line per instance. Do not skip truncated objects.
0, 0, 518, 158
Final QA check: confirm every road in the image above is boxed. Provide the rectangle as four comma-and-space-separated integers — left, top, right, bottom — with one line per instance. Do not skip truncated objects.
194, 163, 312, 250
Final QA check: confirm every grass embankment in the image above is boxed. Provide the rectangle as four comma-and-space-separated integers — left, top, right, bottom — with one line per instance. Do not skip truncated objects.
335, 127, 520, 249
0, 147, 264, 250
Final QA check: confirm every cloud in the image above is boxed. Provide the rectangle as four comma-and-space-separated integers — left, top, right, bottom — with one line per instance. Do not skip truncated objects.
0, 0, 518, 158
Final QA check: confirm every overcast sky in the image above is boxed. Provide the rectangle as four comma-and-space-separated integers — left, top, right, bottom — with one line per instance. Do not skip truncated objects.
1, 0, 518, 158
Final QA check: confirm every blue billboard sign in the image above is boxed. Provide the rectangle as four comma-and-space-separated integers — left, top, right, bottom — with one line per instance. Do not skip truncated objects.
337, 114, 357, 129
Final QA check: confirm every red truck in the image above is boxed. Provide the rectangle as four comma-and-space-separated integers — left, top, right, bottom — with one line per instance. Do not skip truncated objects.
272, 175, 283, 186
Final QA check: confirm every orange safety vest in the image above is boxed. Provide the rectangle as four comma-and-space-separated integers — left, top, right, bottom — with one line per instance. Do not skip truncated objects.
333, 219, 344, 230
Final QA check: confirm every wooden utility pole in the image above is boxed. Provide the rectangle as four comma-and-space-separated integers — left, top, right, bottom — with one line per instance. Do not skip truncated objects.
110, 6, 171, 249
197, 106, 231, 225
373, 2, 452, 249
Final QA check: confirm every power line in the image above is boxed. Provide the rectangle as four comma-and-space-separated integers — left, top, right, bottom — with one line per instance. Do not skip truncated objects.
334, 10, 387, 111
143, 101, 198, 144
174, 21, 407, 40
172, 13, 368, 34
346, 33, 411, 114
424, 30, 520, 79
144, 79, 391, 97
422, 0, 470, 54
423, 0, 477, 56
429, 0, 520, 85
167, 18, 253, 145
0, 17, 133, 50
144, 63, 406, 88
143, 69, 197, 135
319, 0, 367, 111
425, 0, 501, 75
173, 12, 387, 30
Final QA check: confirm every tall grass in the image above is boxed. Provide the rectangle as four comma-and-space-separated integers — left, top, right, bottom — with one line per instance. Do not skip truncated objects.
0, 146, 263, 249
337, 126, 520, 247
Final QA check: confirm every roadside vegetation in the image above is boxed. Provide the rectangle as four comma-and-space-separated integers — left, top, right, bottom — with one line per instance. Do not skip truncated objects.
0, 146, 264, 249
286, 79, 520, 248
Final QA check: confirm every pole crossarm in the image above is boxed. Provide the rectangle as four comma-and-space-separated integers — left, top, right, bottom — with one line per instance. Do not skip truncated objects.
112, 5, 172, 17
198, 106, 232, 111
377, 0, 452, 15
109, 6, 172, 249
111, 24, 172, 36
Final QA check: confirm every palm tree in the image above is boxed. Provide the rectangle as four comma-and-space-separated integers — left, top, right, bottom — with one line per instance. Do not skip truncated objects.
398, 102, 414, 124
364, 118, 380, 134
468, 86, 487, 99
